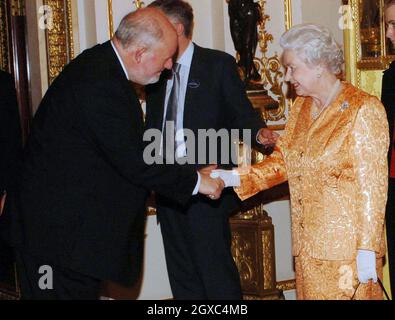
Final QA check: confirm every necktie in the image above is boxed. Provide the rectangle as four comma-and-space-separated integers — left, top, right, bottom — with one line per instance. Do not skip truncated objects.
163, 63, 181, 159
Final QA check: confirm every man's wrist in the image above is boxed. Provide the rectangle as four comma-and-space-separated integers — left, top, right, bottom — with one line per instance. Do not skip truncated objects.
192, 172, 201, 195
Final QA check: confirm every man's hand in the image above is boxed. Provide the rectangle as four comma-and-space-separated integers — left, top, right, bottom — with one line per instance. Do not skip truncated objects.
257, 128, 279, 146
199, 164, 218, 175
198, 172, 225, 200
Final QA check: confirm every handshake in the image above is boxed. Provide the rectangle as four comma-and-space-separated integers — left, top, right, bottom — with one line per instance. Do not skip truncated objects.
197, 128, 279, 201
197, 166, 241, 200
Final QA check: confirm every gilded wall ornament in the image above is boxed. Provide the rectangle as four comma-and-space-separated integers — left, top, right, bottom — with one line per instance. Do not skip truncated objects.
0, 0, 10, 72
43, 0, 74, 84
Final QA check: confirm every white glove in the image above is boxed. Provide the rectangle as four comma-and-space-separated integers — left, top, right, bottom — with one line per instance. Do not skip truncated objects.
210, 169, 240, 187
356, 249, 377, 284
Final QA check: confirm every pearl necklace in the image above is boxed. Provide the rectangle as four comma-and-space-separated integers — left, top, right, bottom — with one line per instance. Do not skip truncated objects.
311, 79, 341, 121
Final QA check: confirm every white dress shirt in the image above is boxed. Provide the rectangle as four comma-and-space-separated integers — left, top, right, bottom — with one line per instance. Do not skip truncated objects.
162, 42, 195, 159
111, 41, 129, 80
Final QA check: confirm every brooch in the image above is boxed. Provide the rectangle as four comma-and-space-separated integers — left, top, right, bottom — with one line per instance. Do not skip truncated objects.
340, 101, 349, 112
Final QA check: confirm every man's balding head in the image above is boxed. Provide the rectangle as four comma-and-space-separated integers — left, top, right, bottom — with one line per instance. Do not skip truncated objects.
114, 7, 176, 51
113, 8, 178, 85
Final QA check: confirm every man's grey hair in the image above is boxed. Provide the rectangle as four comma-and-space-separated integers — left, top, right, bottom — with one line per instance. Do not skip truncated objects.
280, 23, 344, 75
115, 11, 164, 49
148, 0, 194, 38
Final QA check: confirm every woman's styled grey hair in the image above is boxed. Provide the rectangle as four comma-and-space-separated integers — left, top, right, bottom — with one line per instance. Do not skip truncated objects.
280, 23, 344, 75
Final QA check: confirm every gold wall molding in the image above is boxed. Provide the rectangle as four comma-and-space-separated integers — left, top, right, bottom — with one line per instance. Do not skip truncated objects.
66, 0, 74, 61
343, 0, 358, 85
284, 0, 292, 31
11, 0, 24, 16
43, 0, 74, 84
133, 0, 144, 9
252, 0, 286, 123
353, 0, 364, 88
0, 0, 10, 72
107, 0, 114, 38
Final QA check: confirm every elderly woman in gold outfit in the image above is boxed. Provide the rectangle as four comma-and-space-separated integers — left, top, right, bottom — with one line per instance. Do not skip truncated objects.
215, 24, 389, 300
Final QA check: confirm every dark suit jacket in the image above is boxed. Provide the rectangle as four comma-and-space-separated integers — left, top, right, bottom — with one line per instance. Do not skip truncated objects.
5, 41, 197, 286
382, 59, 395, 294
145, 44, 266, 171
0, 70, 22, 194
383, 61, 395, 161
145, 44, 266, 211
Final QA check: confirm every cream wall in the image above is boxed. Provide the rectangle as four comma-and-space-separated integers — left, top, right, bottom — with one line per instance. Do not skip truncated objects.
77, 0, 97, 51
300, 0, 344, 45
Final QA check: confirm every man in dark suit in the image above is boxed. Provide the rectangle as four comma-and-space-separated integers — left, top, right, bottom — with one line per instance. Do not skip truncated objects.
0, 70, 22, 215
0, 8, 224, 300
383, 0, 395, 297
146, 0, 277, 299
0, 70, 22, 290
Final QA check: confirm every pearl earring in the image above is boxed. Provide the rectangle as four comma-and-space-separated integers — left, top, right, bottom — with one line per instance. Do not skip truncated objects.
317, 74, 322, 78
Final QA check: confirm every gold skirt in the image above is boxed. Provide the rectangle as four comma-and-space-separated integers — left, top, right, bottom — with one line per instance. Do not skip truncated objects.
295, 252, 383, 300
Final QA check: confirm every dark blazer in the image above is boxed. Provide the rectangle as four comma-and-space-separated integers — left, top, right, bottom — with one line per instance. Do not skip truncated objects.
145, 44, 266, 171
5, 41, 197, 286
383, 61, 395, 156
0, 70, 22, 194
382, 61, 395, 295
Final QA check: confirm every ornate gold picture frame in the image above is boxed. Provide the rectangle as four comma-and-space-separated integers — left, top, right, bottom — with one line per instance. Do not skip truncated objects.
0, 0, 10, 72
344, 0, 395, 75
343, 0, 395, 93
352, 0, 394, 70
43, 0, 75, 84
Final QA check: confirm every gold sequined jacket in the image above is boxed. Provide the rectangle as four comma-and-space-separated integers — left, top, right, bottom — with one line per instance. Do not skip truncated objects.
235, 82, 389, 260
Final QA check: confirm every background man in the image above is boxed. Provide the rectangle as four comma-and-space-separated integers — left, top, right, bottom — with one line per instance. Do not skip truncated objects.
383, 0, 395, 296
0, 69, 22, 292
0, 70, 21, 216
146, 0, 276, 300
